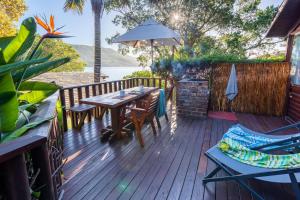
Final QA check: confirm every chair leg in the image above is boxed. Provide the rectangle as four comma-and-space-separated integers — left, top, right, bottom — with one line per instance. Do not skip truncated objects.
77, 111, 88, 130
135, 126, 144, 147
205, 154, 264, 200
165, 113, 169, 121
88, 110, 92, 122
155, 116, 161, 129
70, 111, 76, 129
204, 166, 222, 181
289, 173, 300, 200
150, 119, 157, 135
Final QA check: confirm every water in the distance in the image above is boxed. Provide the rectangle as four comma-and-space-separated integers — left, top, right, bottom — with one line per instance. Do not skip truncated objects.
84, 66, 149, 81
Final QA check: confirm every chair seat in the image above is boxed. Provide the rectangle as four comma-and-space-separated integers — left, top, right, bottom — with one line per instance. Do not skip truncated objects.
70, 104, 96, 113
207, 145, 300, 183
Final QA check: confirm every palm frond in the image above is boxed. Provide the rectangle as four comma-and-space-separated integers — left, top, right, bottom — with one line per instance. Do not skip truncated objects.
64, 0, 86, 14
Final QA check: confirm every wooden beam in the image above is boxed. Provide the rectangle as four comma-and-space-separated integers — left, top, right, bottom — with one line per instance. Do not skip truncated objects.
286, 35, 294, 62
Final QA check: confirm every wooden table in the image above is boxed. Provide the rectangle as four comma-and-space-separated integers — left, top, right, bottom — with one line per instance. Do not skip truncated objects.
80, 87, 158, 141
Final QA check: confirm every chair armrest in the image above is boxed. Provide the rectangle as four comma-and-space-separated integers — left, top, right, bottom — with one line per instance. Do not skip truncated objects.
130, 107, 147, 113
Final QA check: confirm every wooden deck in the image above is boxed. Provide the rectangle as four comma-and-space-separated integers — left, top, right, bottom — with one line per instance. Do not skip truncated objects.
62, 106, 297, 200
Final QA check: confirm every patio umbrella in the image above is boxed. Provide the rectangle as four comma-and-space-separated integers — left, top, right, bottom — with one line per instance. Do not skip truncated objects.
112, 18, 181, 65
226, 64, 238, 101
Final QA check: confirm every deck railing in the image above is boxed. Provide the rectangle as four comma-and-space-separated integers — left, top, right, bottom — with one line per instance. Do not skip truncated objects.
0, 93, 64, 200
59, 77, 174, 131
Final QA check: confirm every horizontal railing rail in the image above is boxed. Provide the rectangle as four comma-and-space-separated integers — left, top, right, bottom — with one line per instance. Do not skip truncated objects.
0, 92, 64, 200
59, 77, 175, 131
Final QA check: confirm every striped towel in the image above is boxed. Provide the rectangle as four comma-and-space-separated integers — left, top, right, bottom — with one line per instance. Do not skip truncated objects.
219, 138, 300, 169
156, 89, 166, 118
222, 124, 281, 149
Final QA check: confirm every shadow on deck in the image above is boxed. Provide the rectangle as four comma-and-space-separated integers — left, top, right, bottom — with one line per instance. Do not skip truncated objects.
62, 105, 297, 200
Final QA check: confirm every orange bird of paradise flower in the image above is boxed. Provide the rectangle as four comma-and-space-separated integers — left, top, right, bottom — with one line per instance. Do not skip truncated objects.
34, 15, 69, 38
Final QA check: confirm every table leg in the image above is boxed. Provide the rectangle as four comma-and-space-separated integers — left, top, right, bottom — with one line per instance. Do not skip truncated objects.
110, 107, 122, 140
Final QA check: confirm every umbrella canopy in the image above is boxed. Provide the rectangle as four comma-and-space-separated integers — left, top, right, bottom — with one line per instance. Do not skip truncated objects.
112, 18, 180, 65
113, 18, 180, 47
226, 64, 238, 101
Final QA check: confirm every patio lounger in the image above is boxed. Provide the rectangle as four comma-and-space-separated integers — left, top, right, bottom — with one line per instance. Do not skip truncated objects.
203, 139, 300, 200
224, 123, 300, 153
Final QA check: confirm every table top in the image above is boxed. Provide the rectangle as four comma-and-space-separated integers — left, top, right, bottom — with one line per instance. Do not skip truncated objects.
80, 87, 158, 108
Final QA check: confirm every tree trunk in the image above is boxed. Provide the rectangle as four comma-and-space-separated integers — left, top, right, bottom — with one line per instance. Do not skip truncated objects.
94, 9, 101, 83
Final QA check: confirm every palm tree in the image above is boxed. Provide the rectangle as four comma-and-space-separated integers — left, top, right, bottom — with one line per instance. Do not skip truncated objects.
64, 0, 104, 83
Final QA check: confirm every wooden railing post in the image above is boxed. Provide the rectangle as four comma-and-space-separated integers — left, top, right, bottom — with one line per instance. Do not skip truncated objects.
98, 84, 103, 95
104, 83, 108, 94
2, 154, 31, 200
31, 142, 55, 200
114, 81, 118, 91
92, 85, 97, 96
59, 89, 68, 131
109, 82, 113, 93
118, 81, 122, 90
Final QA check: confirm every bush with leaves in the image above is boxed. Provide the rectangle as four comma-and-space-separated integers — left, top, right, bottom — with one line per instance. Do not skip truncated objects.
123, 70, 153, 79
153, 51, 286, 80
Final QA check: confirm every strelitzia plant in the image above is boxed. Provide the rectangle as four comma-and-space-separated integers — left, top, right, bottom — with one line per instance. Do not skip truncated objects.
0, 16, 70, 143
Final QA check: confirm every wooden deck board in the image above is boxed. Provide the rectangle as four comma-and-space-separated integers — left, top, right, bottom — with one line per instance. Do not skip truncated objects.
63, 108, 296, 200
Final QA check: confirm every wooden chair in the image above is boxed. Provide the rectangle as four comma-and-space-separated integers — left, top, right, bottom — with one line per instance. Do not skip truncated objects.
129, 91, 160, 147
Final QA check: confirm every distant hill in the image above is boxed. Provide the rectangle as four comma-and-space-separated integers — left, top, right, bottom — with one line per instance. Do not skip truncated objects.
72, 44, 139, 67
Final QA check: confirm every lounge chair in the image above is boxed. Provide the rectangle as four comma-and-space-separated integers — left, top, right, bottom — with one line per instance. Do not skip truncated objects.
203, 136, 300, 200
224, 123, 300, 153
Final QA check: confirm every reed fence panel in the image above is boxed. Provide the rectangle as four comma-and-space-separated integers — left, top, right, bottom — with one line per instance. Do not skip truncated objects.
210, 62, 290, 116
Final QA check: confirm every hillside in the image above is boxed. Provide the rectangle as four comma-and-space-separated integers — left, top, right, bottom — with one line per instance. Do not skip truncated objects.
72, 44, 139, 67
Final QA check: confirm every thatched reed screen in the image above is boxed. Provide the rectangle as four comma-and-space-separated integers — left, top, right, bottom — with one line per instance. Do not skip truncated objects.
210, 62, 290, 116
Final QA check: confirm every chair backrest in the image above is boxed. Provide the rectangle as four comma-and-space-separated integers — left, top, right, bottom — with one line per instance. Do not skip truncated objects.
142, 91, 160, 114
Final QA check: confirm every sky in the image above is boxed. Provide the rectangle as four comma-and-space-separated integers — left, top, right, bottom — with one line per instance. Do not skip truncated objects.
20, 0, 283, 50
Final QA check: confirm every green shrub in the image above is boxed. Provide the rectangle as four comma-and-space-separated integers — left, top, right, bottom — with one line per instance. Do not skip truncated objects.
153, 52, 286, 79
123, 70, 153, 79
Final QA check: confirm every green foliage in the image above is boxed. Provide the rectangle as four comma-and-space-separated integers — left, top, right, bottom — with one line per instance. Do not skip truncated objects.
1, 117, 53, 143
0, 17, 70, 142
0, 17, 36, 65
0, 56, 50, 76
0, 73, 19, 132
12, 57, 70, 82
34, 37, 86, 72
0, 0, 27, 37
153, 52, 286, 79
18, 81, 60, 104
106, 0, 278, 63
220, 1, 278, 55
123, 70, 153, 79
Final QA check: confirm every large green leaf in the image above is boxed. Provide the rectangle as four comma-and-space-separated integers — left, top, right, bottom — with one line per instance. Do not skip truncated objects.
1, 117, 53, 143
0, 73, 19, 132
0, 17, 36, 65
12, 57, 70, 82
16, 110, 32, 129
0, 37, 14, 50
18, 81, 59, 104
0, 56, 50, 76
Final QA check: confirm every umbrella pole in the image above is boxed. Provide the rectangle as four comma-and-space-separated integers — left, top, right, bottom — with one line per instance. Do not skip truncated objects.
151, 39, 154, 66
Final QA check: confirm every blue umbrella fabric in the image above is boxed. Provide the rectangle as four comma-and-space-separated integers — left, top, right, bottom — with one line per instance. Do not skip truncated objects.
225, 64, 238, 101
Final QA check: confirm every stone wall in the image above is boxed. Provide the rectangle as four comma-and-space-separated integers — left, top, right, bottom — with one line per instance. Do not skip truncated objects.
176, 79, 210, 118
182, 67, 211, 80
